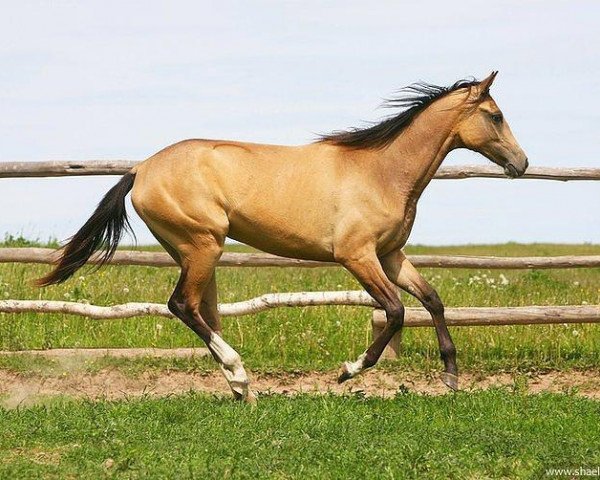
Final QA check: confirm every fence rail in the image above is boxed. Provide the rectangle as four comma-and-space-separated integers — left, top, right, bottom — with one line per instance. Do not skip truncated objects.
1, 298, 598, 327
1, 161, 600, 181
1, 247, 600, 269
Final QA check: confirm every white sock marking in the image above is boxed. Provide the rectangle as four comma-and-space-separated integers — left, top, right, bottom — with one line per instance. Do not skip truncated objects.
209, 333, 252, 399
345, 352, 368, 378
209, 332, 241, 367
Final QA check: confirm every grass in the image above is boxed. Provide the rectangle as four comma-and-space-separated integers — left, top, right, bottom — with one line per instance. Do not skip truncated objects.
0, 390, 599, 479
0, 242, 599, 374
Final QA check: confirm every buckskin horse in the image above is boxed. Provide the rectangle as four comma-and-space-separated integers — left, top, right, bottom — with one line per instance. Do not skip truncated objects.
38, 72, 528, 403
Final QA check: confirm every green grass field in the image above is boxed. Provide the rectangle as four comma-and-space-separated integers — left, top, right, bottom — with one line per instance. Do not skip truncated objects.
0, 241, 598, 373
1, 239, 599, 478
1, 390, 599, 479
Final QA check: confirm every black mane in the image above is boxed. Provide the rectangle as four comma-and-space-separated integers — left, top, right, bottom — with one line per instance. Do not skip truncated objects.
317, 78, 480, 150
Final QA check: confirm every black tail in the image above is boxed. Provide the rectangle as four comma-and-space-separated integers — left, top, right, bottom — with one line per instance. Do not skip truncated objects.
37, 172, 136, 286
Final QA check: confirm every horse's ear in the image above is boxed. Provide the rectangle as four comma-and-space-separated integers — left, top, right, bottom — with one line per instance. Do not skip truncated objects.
476, 71, 498, 98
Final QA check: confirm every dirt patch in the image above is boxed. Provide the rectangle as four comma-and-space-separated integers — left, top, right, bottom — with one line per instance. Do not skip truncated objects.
1, 368, 599, 408
0, 347, 209, 359
1, 447, 66, 466
1, 348, 598, 406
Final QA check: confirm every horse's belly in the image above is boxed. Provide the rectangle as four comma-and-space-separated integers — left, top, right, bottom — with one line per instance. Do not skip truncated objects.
227, 213, 335, 262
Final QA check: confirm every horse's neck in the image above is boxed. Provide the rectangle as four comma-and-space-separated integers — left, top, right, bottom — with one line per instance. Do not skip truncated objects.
382, 97, 463, 200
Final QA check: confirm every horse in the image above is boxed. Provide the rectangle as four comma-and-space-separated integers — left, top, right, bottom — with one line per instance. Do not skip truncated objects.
38, 71, 528, 403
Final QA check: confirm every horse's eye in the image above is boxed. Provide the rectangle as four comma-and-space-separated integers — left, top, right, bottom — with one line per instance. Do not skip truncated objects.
491, 113, 503, 124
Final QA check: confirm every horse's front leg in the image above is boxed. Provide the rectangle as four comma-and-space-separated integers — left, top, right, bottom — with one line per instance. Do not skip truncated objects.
336, 248, 406, 383
380, 248, 458, 390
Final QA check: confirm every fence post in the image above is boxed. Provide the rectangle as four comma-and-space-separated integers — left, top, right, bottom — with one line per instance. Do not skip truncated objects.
371, 308, 402, 359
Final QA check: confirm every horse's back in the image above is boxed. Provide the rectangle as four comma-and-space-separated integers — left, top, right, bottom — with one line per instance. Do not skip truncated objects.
131, 139, 345, 260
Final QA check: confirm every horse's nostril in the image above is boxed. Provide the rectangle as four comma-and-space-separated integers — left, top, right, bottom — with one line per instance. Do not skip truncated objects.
524, 158, 529, 170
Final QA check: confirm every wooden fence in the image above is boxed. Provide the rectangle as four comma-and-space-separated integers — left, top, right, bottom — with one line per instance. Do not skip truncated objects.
2, 247, 600, 269
1, 161, 599, 358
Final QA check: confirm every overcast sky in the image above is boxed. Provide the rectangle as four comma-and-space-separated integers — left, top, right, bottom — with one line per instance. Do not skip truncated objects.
1, 1, 598, 246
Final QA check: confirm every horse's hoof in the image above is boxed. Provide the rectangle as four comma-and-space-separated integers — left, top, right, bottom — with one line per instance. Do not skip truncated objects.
441, 372, 459, 391
232, 388, 257, 405
337, 363, 352, 384
244, 390, 258, 406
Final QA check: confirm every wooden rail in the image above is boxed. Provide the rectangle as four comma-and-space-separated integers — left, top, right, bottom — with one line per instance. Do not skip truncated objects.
1, 297, 598, 326
0, 160, 137, 178
433, 165, 600, 181
1, 161, 599, 181
1, 247, 599, 269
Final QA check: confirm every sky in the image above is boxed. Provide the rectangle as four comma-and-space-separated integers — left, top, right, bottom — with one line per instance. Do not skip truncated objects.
1, 1, 598, 246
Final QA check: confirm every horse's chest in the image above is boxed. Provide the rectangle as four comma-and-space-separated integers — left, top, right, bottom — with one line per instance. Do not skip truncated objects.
377, 202, 418, 253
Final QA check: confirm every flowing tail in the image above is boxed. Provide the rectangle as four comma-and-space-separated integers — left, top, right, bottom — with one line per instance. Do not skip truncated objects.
36, 172, 136, 286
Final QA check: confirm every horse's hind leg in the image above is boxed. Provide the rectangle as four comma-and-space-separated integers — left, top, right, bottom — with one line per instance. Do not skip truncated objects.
200, 272, 222, 334
154, 225, 222, 334
167, 241, 255, 403
198, 271, 255, 401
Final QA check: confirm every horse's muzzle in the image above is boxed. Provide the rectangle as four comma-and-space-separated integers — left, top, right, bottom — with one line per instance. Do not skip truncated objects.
504, 158, 528, 178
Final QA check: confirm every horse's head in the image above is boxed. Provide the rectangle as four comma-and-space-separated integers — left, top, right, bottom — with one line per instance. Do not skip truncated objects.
455, 72, 528, 178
